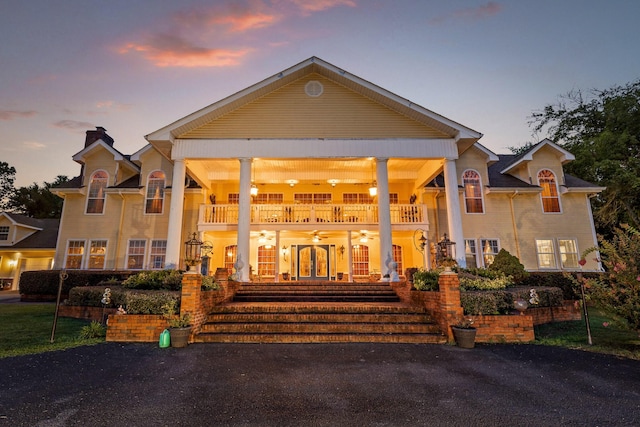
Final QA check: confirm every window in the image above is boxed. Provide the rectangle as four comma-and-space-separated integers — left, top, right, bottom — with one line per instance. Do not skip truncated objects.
255, 193, 284, 204
343, 193, 374, 204
86, 170, 108, 214
352, 245, 370, 276
464, 239, 478, 269
463, 170, 484, 214
88, 240, 107, 269
294, 193, 332, 204
257, 245, 276, 277
0, 226, 9, 241
127, 240, 146, 269
538, 169, 561, 213
392, 244, 403, 275
224, 245, 237, 274
149, 240, 167, 269
558, 239, 579, 269
145, 171, 165, 214
480, 239, 499, 267
228, 193, 240, 204
536, 239, 557, 269
65, 240, 85, 269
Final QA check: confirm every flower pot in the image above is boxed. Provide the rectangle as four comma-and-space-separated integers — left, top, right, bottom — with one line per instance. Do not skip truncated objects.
169, 327, 191, 348
452, 326, 477, 349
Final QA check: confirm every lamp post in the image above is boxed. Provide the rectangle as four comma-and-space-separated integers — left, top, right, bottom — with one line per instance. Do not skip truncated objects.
413, 228, 429, 269
437, 233, 456, 267
184, 232, 203, 273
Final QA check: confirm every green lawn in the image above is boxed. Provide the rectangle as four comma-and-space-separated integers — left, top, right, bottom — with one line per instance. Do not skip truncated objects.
0, 304, 105, 358
534, 307, 640, 360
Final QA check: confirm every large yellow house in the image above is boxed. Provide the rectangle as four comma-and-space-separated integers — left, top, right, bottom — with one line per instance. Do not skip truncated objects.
52, 57, 603, 281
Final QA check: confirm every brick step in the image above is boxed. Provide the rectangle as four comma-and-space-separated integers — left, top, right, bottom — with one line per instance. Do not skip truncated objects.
207, 312, 431, 323
195, 333, 446, 344
201, 322, 441, 334
209, 302, 427, 314
239, 285, 395, 291
232, 295, 400, 302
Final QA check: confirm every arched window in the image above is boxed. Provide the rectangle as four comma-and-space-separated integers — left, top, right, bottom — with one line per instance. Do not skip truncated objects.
352, 245, 369, 276
538, 169, 561, 213
392, 244, 403, 275
224, 245, 237, 274
463, 170, 484, 214
145, 171, 165, 214
86, 170, 108, 214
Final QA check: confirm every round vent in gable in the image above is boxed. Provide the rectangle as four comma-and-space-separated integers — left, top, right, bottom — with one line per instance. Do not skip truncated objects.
305, 80, 324, 97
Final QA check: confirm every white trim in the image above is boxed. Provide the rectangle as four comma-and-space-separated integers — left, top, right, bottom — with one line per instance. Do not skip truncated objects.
462, 169, 485, 215
125, 239, 147, 270
501, 138, 575, 174
479, 238, 500, 267
85, 169, 109, 215
144, 170, 166, 215
64, 239, 87, 269
148, 239, 168, 270
537, 168, 563, 214
87, 239, 109, 270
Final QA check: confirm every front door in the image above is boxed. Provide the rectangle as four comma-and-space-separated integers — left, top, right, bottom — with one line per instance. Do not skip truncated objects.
297, 245, 329, 280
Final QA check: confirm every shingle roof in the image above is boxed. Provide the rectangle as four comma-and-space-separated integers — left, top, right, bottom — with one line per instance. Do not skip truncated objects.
2, 214, 60, 249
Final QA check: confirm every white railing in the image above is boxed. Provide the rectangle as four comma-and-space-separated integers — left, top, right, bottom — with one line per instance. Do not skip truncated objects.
199, 203, 426, 226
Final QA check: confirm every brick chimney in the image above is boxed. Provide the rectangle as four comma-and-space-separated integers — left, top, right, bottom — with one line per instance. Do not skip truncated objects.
84, 126, 114, 148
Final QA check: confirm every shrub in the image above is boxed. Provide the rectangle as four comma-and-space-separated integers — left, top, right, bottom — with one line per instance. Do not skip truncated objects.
460, 267, 503, 280
79, 321, 106, 339
461, 291, 501, 315
122, 270, 183, 291
67, 286, 127, 308
124, 291, 180, 315
19, 270, 133, 297
412, 269, 440, 291
510, 286, 564, 308
459, 274, 514, 291
488, 249, 528, 283
201, 275, 220, 291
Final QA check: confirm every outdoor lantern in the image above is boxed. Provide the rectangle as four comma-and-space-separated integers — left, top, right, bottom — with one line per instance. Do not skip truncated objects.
437, 233, 456, 260
184, 232, 203, 272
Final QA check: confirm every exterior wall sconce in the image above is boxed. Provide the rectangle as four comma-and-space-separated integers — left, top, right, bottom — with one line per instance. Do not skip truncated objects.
281, 245, 288, 261
338, 245, 345, 260
184, 232, 203, 272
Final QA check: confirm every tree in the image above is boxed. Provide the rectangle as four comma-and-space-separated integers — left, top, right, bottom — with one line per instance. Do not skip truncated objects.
529, 79, 640, 237
7, 175, 69, 218
0, 161, 16, 210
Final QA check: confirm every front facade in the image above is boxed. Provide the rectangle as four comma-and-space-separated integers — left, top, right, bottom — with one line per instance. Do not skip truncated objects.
52, 57, 603, 281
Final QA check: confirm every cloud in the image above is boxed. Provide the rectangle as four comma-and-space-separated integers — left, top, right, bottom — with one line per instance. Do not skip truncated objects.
286, 0, 357, 16
95, 101, 132, 111
23, 141, 47, 150
53, 120, 95, 131
429, 2, 502, 25
117, 0, 356, 68
0, 110, 37, 121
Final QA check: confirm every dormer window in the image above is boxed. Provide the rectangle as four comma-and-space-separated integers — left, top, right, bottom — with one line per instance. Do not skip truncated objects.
145, 171, 166, 214
86, 170, 108, 214
463, 169, 484, 214
0, 226, 9, 241
538, 169, 561, 213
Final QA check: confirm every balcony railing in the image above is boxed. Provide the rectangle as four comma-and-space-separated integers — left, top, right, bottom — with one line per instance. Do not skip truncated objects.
199, 203, 427, 226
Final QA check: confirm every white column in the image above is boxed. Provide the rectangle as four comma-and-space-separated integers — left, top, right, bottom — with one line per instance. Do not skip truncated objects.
165, 158, 186, 269
443, 158, 466, 267
236, 158, 252, 282
376, 158, 394, 278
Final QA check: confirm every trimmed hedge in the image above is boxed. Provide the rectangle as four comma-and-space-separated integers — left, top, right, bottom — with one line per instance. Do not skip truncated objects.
19, 270, 134, 296
519, 272, 603, 300
67, 285, 179, 315
461, 286, 564, 315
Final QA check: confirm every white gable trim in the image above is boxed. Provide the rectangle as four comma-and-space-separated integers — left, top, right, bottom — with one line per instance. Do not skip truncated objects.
501, 138, 575, 174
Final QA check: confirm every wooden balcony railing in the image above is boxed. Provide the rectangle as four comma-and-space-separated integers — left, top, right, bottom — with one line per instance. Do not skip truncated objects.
199, 203, 427, 226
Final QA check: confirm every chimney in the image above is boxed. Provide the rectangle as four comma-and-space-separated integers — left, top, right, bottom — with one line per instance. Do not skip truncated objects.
84, 126, 114, 148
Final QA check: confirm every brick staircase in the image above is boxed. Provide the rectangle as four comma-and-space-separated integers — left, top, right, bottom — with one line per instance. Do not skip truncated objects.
195, 281, 446, 343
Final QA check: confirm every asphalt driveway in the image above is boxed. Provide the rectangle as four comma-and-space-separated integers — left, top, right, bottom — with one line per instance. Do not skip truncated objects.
1, 342, 638, 426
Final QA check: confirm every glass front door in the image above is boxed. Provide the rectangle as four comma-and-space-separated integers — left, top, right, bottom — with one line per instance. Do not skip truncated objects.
297, 245, 329, 280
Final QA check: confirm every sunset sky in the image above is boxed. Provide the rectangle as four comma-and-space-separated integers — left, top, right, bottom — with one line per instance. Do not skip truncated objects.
1, 0, 639, 187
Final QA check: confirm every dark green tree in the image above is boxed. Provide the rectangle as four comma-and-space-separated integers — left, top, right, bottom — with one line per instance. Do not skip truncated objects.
0, 161, 17, 210
529, 79, 640, 236
7, 175, 69, 218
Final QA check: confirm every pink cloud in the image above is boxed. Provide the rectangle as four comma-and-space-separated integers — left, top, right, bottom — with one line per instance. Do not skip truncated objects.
429, 2, 502, 25
53, 120, 95, 131
286, 0, 357, 15
214, 12, 278, 32
0, 110, 37, 121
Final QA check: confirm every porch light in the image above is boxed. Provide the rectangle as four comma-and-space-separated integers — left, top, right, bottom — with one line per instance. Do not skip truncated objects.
258, 233, 267, 244
250, 184, 258, 196
327, 179, 339, 187
184, 232, 203, 272
359, 233, 368, 243
287, 179, 298, 187
312, 234, 321, 243
281, 245, 288, 261
369, 182, 377, 197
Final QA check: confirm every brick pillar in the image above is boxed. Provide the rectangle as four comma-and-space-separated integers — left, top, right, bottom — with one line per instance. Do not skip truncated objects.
438, 271, 464, 341
180, 273, 203, 341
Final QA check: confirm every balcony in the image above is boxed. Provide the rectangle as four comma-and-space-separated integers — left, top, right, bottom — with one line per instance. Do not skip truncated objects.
198, 203, 427, 229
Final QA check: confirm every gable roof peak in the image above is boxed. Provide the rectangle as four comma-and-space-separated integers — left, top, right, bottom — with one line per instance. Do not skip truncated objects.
500, 138, 575, 174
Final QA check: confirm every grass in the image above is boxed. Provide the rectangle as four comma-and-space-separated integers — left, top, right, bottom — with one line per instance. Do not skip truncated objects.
534, 306, 640, 360
0, 304, 105, 359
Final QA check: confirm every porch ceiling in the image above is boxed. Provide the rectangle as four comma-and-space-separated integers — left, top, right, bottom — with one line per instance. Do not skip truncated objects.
188, 158, 439, 184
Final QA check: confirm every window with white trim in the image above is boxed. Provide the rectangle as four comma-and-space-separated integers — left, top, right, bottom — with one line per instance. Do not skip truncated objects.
535, 239, 557, 269
88, 240, 107, 269
65, 240, 85, 269
257, 245, 276, 277
149, 240, 167, 269
126, 240, 146, 270
352, 245, 370, 276
295, 193, 332, 204
538, 169, 561, 213
255, 193, 284, 204
145, 171, 165, 214
392, 244, 403, 275
228, 193, 240, 204
86, 170, 108, 214
558, 239, 579, 269
480, 239, 499, 267
224, 245, 237, 273
463, 170, 484, 214
342, 193, 374, 204
0, 226, 9, 241
464, 239, 478, 269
